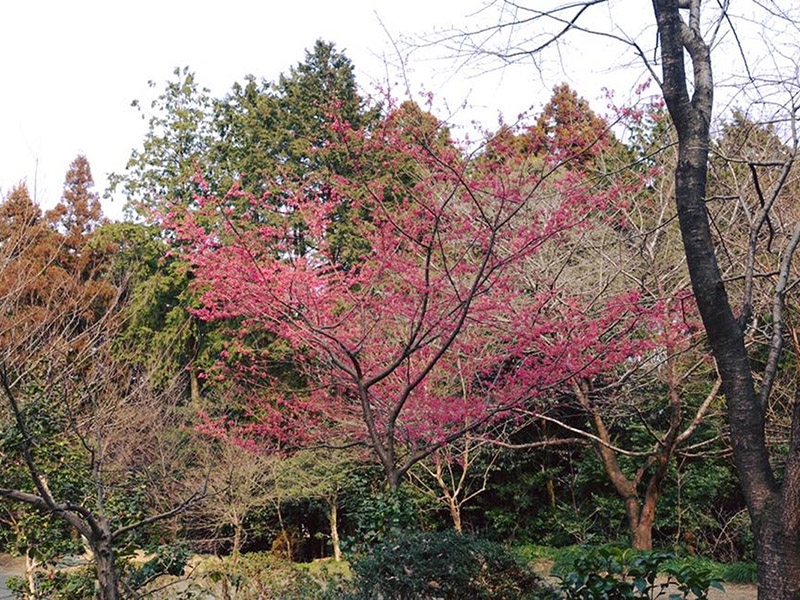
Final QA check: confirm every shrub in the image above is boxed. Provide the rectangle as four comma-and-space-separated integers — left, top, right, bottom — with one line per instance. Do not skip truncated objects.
558, 545, 725, 600
7, 567, 95, 600
345, 486, 421, 554
514, 544, 559, 562
199, 553, 350, 600
126, 543, 191, 589
550, 545, 587, 577
344, 529, 557, 600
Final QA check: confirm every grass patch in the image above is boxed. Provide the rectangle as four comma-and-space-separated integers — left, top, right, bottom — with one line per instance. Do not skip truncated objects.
664, 556, 757, 584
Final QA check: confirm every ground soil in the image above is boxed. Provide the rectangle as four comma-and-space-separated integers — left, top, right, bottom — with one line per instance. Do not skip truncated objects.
711, 582, 757, 600
0, 554, 24, 600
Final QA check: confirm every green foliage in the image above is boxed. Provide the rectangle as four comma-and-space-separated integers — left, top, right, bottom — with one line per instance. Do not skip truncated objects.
551, 545, 593, 578
514, 544, 560, 563
662, 556, 758, 585
6, 546, 193, 600
0, 399, 89, 563
7, 567, 95, 600
345, 484, 423, 553
126, 543, 192, 590
473, 401, 743, 559
198, 554, 349, 600
93, 222, 207, 391
718, 561, 758, 584
107, 66, 216, 213
215, 40, 378, 197
110, 40, 378, 215
556, 545, 724, 600
343, 530, 555, 600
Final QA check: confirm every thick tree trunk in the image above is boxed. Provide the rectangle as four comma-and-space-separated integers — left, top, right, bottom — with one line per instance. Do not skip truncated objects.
91, 536, 119, 600
756, 504, 800, 599
632, 522, 653, 552
576, 383, 657, 550
633, 491, 659, 552
622, 496, 652, 551
651, 2, 800, 597
624, 497, 644, 548
386, 468, 401, 491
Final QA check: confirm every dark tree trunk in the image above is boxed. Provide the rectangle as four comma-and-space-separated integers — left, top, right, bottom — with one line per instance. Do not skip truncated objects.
386, 468, 401, 491
757, 503, 800, 599
620, 484, 658, 551
651, 1, 800, 597
91, 532, 119, 600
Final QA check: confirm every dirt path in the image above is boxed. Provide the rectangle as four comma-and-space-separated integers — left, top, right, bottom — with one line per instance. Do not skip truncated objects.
0, 555, 24, 600
710, 582, 756, 600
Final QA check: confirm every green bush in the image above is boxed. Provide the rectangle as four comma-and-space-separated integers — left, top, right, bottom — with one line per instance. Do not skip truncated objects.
126, 543, 192, 589
344, 529, 556, 600
199, 553, 349, 600
514, 544, 559, 562
345, 485, 421, 554
550, 545, 587, 577
558, 545, 725, 600
7, 567, 95, 600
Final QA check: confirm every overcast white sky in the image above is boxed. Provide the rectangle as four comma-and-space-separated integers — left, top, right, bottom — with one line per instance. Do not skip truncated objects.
0, 1, 641, 219
1, 1, 791, 220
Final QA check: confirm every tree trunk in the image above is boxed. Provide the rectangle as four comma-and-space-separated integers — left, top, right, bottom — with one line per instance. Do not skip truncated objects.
620, 497, 646, 551
448, 499, 463, 534
232, 519, 243, 557
632, 523, 653, 552
91, 535, 119, 600
189, 367, 201, 407
386, 468, 401, 491
632, 499, 654, 552
576, 383, 655, 550
621, 495, 658, 551
329, 499, 342, 562
652, 1, 800, 596
546, 476, 556, 509
756, 502, 800, 599
25, 550, 37, 597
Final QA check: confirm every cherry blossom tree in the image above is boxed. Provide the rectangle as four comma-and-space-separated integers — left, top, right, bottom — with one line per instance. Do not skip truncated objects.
169, 98, 663, 489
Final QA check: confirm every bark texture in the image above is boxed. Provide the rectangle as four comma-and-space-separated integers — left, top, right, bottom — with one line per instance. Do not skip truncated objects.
652, 1, 800, 597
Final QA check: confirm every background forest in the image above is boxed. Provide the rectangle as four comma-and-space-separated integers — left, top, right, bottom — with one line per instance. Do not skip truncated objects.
1, 11, 798, 598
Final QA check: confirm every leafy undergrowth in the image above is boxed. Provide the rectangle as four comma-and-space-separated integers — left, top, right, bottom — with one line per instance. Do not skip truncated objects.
514, 543, 757, 584
347, 530, 556, 600
4, 542, 755, 600
190, 553, 351, 599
